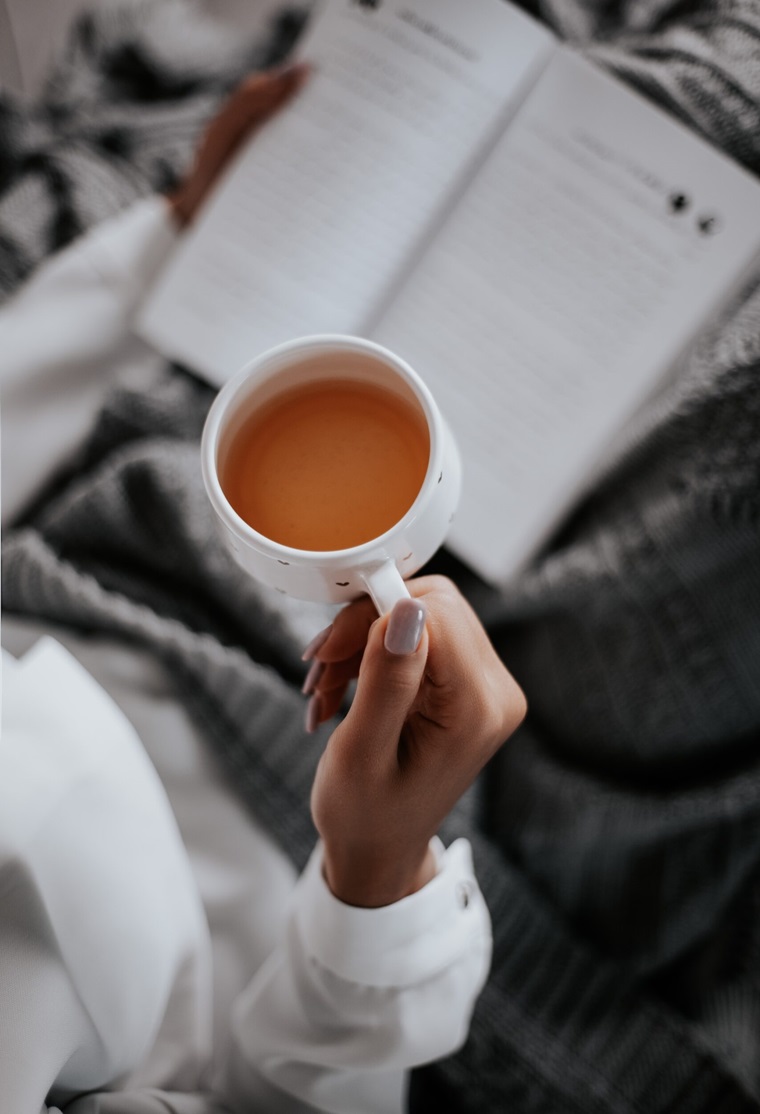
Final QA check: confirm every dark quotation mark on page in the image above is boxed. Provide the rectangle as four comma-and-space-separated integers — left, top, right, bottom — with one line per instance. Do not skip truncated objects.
668, 190, 720, 235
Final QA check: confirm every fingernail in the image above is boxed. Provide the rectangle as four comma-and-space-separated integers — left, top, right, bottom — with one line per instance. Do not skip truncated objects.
301, 624, 333, 662
301, 658, 325, 696
305, 693, 322, 734
384, 598, 426, 656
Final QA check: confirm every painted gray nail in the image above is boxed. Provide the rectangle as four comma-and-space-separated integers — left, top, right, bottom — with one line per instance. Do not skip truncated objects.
301, 623, 333, 662
302, 658, 325, 696
384, 598, 426, 656
305, 693, 322, 734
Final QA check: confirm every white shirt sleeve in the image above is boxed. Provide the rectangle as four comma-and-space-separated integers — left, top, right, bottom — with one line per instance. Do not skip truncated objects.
1, 639, 491, 1114
227, 837, 491, 1114
0, 195, 178, 527
0, 638, 214, 1114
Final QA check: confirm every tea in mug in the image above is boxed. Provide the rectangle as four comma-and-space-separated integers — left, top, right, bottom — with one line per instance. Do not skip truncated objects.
220, 378, 430, 551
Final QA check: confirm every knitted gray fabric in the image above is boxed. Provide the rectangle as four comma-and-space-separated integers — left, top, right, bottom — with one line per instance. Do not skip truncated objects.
2, 2, 760, 1112
0, 0, 305, 300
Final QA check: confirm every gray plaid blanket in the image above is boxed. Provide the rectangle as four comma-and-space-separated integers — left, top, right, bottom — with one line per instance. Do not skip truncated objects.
3, 2, 760, 1111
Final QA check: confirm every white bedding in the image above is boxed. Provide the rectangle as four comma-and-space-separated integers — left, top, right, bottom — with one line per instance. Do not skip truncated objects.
2, 616, 300, 1085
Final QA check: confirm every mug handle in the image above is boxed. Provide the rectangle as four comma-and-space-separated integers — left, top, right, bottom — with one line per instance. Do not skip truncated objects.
360, 558, 411, 615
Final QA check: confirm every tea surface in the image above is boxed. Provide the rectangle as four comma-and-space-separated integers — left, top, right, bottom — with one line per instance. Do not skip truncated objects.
221, 378, 430, 550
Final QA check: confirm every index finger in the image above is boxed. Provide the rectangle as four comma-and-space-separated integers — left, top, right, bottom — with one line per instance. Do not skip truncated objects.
205, 63, 311, 158
233, 62, 311, 118
314, 595, 378, 664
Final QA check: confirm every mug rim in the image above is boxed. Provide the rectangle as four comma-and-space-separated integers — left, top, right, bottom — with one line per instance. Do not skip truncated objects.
201, 334, 444, 564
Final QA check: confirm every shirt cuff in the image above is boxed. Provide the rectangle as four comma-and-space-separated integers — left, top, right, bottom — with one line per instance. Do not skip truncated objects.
293, 838, 490, 988
77, 195, 179, 301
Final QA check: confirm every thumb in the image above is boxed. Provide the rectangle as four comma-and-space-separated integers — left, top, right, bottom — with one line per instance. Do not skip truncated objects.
342, 597, 428, 758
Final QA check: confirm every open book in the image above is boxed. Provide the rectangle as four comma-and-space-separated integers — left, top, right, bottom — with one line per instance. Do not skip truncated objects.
137, 0, 760, 585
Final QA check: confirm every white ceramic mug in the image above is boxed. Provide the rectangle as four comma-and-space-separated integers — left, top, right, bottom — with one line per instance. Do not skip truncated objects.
201, 335, 461, 615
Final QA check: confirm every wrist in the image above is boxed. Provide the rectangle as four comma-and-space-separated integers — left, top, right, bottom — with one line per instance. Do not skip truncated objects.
322, 843, 438, 908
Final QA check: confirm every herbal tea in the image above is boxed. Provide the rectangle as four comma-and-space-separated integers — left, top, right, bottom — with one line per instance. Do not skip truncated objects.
220, 378, 430, 551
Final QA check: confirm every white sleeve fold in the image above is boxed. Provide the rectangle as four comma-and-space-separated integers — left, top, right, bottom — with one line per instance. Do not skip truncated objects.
227, 837, 492, 1114
0, 196, 178, 526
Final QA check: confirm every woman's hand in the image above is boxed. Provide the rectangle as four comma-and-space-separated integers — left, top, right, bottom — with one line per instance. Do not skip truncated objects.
305, 577, 527, 907
167, 63, 309, 228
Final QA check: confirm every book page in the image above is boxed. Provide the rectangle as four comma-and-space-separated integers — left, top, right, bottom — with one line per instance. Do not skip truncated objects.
375, 50, 760, 583
136, 0, 554, 385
